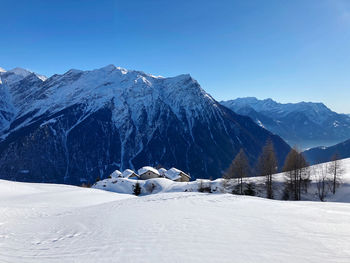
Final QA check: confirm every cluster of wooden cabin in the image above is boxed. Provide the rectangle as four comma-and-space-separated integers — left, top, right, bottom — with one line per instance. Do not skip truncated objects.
109, 166, 190, 182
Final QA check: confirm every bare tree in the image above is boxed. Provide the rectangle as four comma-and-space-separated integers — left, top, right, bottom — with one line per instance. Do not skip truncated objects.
155, 164, 164, 169
225, 149, 250, 195
257, 139, 278, 199
315, 163, 329, 201
221, 176, 231, 193
198, 179, 212, 193
283, 147, 309, 200
235, 149, 250, 195
328, 153, 344, 195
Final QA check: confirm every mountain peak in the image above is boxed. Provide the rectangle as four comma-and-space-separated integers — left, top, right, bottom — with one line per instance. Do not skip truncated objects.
2, 67, 48, 82
66, 68, 84, 75
167, 73, 195, 84
9, 67, 32, 78
262, 98, 276, 103
100, 64, 117, 72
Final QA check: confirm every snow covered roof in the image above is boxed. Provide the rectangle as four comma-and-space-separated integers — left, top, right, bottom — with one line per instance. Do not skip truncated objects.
121, 169, 138, 178
158, 168, 167, 176
138, 166, 160, 176
110, 170, 122, 178
165, 168, 190, 180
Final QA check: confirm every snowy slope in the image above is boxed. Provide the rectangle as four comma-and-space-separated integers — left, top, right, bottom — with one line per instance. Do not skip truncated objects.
0, 67, 47, 132
0, 180, 350, 263
94, 158, 350, 202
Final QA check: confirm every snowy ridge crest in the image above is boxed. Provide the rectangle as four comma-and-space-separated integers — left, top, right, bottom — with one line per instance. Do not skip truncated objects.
1, 64, 222, 136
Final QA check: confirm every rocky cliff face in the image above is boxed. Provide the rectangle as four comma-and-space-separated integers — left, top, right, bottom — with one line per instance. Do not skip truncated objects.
0, 66, 290, 185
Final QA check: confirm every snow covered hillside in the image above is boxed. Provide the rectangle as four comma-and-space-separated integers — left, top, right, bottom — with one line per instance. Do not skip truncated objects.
94, 158, 350, 202
1, 180, 350, 263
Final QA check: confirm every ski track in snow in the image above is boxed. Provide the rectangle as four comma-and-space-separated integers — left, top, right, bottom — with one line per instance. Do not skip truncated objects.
0, 180, 350, 262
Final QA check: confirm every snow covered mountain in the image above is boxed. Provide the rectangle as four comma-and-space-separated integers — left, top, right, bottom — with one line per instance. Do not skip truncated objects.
303, 139, 350, 164
0, 66, 290, 185
221, 97, 350, 149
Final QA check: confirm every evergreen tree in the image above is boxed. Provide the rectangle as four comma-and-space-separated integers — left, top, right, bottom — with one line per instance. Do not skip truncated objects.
244, 182, 256, 196
133, 182, 141, 196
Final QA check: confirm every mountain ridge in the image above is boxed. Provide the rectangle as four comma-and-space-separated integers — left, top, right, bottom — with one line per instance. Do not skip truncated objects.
0, 65, 290, 184
221, 97, 350, 149
303, 139, 350, 164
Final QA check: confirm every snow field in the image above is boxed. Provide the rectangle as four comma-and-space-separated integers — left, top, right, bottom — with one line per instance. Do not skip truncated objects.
0, 179, 350, 262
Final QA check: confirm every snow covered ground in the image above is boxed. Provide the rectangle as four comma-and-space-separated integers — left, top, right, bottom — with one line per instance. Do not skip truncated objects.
94, 158, 350, 202
1, 177, 350, 262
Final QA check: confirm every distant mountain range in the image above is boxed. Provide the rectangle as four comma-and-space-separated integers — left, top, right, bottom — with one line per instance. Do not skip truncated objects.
221, 97, 350, 149
0, 66, 290, 185
303, 139, 350, 164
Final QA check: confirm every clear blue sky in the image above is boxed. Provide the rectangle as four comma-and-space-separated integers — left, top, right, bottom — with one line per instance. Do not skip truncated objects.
1, 0, 350, 113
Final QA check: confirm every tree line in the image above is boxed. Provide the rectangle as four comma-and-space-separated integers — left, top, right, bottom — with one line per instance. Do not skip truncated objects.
223, 140, 343, 201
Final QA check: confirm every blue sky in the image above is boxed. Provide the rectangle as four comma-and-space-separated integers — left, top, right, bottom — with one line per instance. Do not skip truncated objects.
1, 0, 350, 113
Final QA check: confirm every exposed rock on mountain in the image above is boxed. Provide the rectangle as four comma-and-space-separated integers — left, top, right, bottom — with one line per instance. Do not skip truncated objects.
221, 97, 350, 149
0, 66, 290, 184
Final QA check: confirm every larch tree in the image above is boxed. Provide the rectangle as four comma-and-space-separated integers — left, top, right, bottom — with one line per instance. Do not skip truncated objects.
225, 149, 250, 195
328, 153, 344, 195
283, 147, 309, 200
315, 163, 329, 201
257, 139, 278, 199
